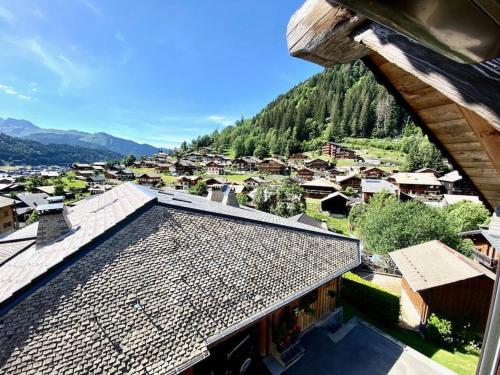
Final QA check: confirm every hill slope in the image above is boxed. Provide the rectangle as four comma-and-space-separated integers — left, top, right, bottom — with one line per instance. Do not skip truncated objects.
0, 118, 161, 157
191, 60, 409, 156
0, 133, 122, 166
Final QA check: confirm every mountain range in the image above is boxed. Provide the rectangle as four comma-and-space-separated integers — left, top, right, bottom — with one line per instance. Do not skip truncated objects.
0, 118, 162, 158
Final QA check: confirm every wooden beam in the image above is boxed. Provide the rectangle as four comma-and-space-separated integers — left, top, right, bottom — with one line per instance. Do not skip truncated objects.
352, 23, 500, 131
287, 0, 369, 66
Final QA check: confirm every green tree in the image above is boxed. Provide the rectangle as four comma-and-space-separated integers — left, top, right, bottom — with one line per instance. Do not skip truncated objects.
54, 183, 65, 196
26, 210, 39, 224
189, 181, 207, 196
236, 193, 249, 206
122, 154, 136, 166
254, 144, 269, 159
232, 136, 246, 158
444, 201, 490, 232
253, 185, 274, 212
271, 180, 306, 218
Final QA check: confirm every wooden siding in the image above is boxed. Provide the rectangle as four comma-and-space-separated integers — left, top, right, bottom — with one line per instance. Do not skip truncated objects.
401, 277, 427, 324
367, 54, 500, 209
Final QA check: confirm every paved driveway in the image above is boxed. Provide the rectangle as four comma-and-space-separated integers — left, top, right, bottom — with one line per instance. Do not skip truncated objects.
285, 320, 454, 375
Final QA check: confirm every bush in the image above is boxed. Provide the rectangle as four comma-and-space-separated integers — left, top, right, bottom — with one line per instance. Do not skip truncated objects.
464, 341, 481, 356
341, 272, 400, 326
426, 313, 453, 347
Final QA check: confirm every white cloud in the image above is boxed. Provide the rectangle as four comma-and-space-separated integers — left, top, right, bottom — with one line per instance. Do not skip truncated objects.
3, 36, 92, 88
4, 88, 17, 95
114, 31, 126, 43
0, 5, 15, 24
81, 0, 102, 16
17, 94, 32, 100
0, 83, 32, 100
207, 115, 234, 126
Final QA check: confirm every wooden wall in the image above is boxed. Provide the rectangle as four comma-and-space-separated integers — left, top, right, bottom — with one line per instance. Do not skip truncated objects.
401, 277, 427, 324
422, 276, 494, 332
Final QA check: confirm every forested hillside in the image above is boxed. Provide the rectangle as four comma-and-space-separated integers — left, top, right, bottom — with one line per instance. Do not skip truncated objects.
0, 133, 122, 165
190, 61, 410, 157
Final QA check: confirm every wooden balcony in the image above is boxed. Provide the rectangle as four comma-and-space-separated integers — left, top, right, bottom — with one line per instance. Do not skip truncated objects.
472, 248, 498, 270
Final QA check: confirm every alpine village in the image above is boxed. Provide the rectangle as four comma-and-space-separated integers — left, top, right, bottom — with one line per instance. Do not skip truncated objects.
0, 1, 499, 375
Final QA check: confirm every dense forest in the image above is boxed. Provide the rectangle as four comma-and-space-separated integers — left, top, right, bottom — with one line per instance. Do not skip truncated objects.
188, 60, 446, 171
0, 133, 122, 165
190, 61, 408, 156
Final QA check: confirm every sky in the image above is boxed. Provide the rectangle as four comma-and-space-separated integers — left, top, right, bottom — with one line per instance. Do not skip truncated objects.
0, 0, 322, 148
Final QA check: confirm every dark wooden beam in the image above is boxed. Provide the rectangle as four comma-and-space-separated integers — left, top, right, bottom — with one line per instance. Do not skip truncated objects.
287, 0, 369, 66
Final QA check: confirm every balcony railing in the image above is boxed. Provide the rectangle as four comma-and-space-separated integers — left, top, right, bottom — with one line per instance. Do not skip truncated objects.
472, 249, 498, 269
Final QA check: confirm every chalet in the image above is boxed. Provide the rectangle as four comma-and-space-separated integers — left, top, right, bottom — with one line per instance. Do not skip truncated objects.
320, 192, 351, 217
136, 172, 161, 186
301, 177, 341, 199
460, 209, 500, 272
232, 157, 258, 171
14, 193, 49, 221
170, 160, 196, 175
0, 183, 359, 374
203, 177, 225, 187
40, 170, 60, 179
257, 158, 287, 174
361, 179, 399, 203
322, 142, 356, 159
34, 186, 56, 196
287, 0, 500, 370
105, 169, 135, 181
244, 176, 267, 187
391, 240, 495, 331
206, 161, 225, 175
305, 158, 330, 171
155, 163, 171, 173
91, 165, 105, 173
438, 171, 475, 196
296, 167, 315, 181
72, 163, 92, 171
92, 162, 108, 169
141, 160, 157, 168
388, 173, 441, 195
335, 174, 361, 191
414, 168, 441, 177
0, 196, 15, 234
288, 153, 309, 163
176, 175, 202, 190
361, 167, 386, 179
88, 175, 106, 187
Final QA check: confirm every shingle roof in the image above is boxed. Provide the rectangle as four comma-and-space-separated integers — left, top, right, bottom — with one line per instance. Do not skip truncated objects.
439, 170, 462, 183
288, 213, 326, 230
0, 183, 359, 374
361, 179, 399, 194
390, 173, 441, 186
16, 193, 49, 209
0, 196, 15, 209
390, 240, 495, 292
302, 177, 341, 189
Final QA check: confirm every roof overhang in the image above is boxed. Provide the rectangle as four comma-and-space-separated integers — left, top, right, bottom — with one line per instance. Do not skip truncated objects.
287, 0, 500, 209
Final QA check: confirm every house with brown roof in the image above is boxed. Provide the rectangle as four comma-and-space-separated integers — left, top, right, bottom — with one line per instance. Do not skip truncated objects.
257, 158, 287, 174
232, 157, 259, 171
0, 183, 359, 374
136, 172, 161, 186
320, 192, 351, 217
288, 153, 309, 164
0, 196, 15, 234
296, 167, 315, 181
301, 177, 341, 199
205, 161, 225, 175
388, 173, 441, 196
335, 174, 361, 191
438, 171, 475, 196
244, 176, 267, 187
176, 175, 202, 190
322, 142, 356, 159
170, 160, 196, 175
391, 240, 495, 331
361, 167, 386, 179
304, 158, 330, 171
361, 179, 399, 203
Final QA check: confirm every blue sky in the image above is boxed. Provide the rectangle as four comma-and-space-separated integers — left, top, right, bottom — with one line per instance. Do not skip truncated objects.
0, 0, 322, 148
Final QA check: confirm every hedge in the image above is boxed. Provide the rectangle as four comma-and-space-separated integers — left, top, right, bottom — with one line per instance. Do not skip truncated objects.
341, 272, 400, 326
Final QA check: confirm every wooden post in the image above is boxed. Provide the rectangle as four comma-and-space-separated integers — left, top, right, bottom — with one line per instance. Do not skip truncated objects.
258, 318, 268, 357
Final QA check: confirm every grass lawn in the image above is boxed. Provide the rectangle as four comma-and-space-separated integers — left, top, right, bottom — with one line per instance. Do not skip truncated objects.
305, 198, 350, 236
130, 167, 156, 174
341, 299, 479, 375
162, 175, 177, 185
58, 173, 87, 189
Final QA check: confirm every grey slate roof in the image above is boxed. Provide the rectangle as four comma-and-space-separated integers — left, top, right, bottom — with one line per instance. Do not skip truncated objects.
361, 179, 399, 194
0, 183, 359, 374
289, 213, 327, 230
16, 193, 49, 209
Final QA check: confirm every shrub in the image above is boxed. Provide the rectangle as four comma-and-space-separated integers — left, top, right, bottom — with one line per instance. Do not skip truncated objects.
426, 313, 453, 347
464, 341, 481, 356
341, 272, 400, 326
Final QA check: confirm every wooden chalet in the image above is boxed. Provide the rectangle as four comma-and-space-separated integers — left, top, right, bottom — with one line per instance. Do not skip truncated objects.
232, 157, 259, 171
176, 175, 202, 190
460, 209, 500, 272
322, 142, 356, 159
335, 173, 361, 191
304, 158, 330, 171
296, 167, 315, 181
439, 171, 475, 196
205, 161, 225, 175
288, 153, 309, 163
136, 172, 161, 186
361, 167, 386, 179
244, 176, 267, 187
72, 163, 92, 171
388, 173, 441, 195
301, 177, 341, 199
361, 179, 398, 203
414, 168, 441, 177
391, 241, 495, 331
0, 196, 15, 234
287, 2, 500, 370
257, 158, 287, 174
170, 160, 196, 175
320, 192, 351, 217
155, 163, 171, 173
104, 169, 134, 181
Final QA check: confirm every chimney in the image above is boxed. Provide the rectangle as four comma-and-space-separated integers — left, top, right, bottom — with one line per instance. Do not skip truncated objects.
222, 191, 239, 208
207, 188, 224, 203
36, 202, 72, 248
